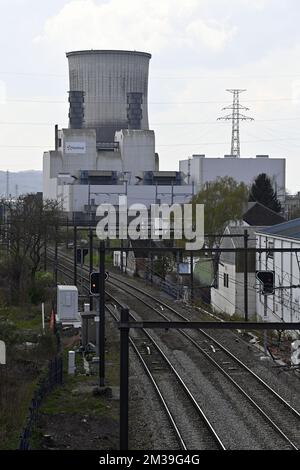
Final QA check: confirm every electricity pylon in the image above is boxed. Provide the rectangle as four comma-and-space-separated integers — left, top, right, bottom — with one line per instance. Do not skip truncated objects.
218, 89, 254, 157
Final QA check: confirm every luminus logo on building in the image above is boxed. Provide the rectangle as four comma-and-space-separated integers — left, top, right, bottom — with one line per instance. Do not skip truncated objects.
65, 142, 86, 154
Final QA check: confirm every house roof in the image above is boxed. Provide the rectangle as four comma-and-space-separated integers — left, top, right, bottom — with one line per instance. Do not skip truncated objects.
242, 202, 285, 226
226, 225, 260, 248
256, 217, 300, 240
219, 226, 261, 265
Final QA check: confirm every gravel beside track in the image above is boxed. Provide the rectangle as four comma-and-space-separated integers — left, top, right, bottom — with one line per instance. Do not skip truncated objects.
107, 272, 300, 450
50, 249, 300, 450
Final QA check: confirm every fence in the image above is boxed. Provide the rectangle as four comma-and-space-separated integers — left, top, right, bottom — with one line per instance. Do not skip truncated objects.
144, 271, 183, 299
19, 355, 63, 450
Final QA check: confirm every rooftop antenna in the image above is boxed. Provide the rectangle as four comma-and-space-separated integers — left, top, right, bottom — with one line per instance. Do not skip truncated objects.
217, 89, 254, 157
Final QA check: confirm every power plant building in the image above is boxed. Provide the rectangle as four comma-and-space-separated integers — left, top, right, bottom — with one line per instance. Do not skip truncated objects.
43, 50, 194, 217
179, 154, 286, 202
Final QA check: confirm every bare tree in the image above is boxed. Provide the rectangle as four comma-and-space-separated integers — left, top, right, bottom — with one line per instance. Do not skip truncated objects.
0, 194, 62, 303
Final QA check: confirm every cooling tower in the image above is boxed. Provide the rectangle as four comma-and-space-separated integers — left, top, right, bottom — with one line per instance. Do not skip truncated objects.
66, 50, 151, 142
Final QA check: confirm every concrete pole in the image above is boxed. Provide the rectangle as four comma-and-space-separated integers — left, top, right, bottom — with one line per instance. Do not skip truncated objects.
244, 229, 249, 321
120, 307, 129, 450
73, 223, 77, 286
264, 294, 268, 355
41, 303, 45, 333
99, 241, 106, 387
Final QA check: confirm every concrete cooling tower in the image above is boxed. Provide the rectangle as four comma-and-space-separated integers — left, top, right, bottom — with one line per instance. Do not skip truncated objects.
66, 50, 151, 142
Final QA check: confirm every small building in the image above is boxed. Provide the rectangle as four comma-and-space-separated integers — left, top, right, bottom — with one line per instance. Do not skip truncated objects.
256, 218, 300, 325
57, 285, 79, 323
211, 226, 258, 318
210, 202, 285, 318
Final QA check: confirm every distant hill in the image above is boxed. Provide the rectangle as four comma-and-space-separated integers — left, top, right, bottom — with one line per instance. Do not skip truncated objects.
0, 170, 43, 197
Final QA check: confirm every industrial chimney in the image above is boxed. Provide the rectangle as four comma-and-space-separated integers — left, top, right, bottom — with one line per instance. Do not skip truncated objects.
66, 50, 151, 142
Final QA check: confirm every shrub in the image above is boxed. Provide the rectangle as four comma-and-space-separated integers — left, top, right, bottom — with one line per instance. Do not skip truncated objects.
29, 271, 54, 305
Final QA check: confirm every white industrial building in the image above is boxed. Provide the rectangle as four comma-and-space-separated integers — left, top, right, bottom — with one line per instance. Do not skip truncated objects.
179, 154, 286, 202
43, 50, 194, 218
256, 219, 300, 326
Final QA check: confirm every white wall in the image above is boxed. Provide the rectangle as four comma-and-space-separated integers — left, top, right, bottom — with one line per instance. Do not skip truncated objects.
211, 262, 236, 316
179, 155, 286, 200
116, 129, 156, 178
96, 150, 122, 172
256, 233, 300, 324
211, 263, 256, 318
43, 151, 59, 200
61, 128, 97, 173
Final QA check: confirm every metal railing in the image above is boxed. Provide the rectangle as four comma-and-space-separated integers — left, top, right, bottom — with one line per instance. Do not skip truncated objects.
19, 356, 63, 450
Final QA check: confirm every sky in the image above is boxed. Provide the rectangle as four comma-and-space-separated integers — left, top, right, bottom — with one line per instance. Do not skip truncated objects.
0, 0, 300, 192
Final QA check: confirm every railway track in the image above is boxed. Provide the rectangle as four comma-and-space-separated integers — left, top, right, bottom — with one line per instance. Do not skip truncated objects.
49, 251, 225, 450
48, 248, 300, 449
106, 304, 225, 450
108, 272, 300, 450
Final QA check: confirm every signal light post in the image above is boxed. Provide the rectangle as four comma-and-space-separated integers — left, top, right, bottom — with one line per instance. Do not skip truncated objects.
256, 270, 275, 355
99, 241, 106, 387
89, 241, 107, 387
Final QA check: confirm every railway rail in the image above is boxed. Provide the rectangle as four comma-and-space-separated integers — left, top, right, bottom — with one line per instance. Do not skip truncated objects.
49, 250, 225, 450
48, 248, 300, 449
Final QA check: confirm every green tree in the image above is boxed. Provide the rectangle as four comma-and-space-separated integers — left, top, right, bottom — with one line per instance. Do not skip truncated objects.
249, 173, 281, 213
192, 176, 249, 247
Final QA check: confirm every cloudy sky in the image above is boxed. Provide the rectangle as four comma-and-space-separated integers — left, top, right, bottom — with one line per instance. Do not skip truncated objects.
0, 0, 300, 191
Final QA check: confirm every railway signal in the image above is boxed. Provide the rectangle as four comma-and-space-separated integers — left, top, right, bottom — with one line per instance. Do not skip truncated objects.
256, 270, 275, 295
90, 271, 109, 295
76, 248, 88, 265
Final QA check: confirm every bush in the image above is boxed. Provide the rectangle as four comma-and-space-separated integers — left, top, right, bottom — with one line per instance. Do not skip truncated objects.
0, 319, 19, 346
29, 272, 54, 305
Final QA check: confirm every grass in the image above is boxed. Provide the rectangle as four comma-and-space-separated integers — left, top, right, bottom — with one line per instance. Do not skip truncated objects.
0, 303, 58, 450
38, 319, 121, 418
30, 348, 119, 450
38, 348, 119, 425
0, 305, 44, 332
0, 375, 39, 450
40, 374, 107, 416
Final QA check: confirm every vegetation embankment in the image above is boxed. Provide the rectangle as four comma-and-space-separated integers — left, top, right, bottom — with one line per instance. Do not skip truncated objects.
0, 195, 62, 449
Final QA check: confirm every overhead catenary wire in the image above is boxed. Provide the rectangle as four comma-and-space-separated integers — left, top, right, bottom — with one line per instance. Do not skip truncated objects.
2, 136, 300, 150
1, 116, 300, 126
2, 97, 299, 105
2, 70, 300, 80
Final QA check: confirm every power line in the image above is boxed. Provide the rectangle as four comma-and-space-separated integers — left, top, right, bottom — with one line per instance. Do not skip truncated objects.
2, 136, 300, 150
2, 71, 300, 80
1, 116, 300, 126
2, 97, 298, 105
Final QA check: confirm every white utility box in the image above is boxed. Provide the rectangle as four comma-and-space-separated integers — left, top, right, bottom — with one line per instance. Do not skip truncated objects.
57, 285, 79, 322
